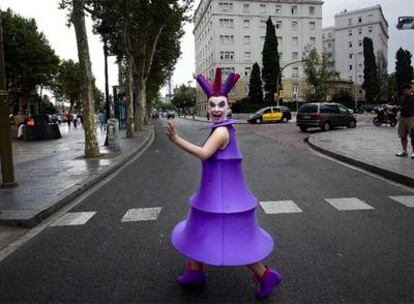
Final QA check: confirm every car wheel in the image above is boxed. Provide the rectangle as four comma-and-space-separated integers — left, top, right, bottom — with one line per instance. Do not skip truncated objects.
299, 126, 307, 132
255, 118, 262, 124
282, 116, 288, 123
347, 120, 356, 128
321, 122, 331, 131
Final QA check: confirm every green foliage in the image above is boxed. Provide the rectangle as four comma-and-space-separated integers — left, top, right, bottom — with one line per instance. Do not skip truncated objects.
362, 37, 379, 102
262, 17, 280, 103
332, 89, 353, 104
2, 9, 60, 94
395, 47, 413, 93
248, 62, 263, 103
51, 59, 81, 110
303, 48, 339, 101
171, 84, 196, 108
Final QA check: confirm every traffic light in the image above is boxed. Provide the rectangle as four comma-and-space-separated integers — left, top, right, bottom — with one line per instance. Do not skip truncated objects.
397, 16, 414, 30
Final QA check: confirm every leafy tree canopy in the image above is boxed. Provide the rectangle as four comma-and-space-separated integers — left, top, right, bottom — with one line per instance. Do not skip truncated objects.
2, 9, 60, 94
171, 84, 196, 108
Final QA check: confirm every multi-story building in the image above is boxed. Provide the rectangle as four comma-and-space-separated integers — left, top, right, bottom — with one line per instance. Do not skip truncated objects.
322, 5, 388, 101
193, 0, 323, 115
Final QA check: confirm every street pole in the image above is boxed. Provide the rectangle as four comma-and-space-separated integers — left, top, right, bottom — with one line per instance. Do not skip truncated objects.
104, 38, 110, 146
276, 59, 306, 107
0, 11, 17, 188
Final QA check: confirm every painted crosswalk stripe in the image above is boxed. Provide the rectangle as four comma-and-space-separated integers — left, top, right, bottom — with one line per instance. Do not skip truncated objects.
325, 197, 374, 211
389, 195, 414, 208
121, 207, 162, 222
260, 201, 303, 214
51, 212, 96, 226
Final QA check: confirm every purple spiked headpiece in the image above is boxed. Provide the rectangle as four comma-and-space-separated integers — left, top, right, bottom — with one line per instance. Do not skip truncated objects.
196, 68, 240, 98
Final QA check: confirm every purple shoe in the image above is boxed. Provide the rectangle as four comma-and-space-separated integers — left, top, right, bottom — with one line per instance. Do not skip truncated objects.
255, 266, 282, 299
177, 263, 206, 287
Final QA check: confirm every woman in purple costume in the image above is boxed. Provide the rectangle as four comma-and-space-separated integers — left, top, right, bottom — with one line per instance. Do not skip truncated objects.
166, 68, 282, 299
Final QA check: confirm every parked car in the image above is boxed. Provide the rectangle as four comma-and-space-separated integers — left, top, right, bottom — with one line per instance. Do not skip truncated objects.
296, 102, 357, 132
247, 106, 290, 124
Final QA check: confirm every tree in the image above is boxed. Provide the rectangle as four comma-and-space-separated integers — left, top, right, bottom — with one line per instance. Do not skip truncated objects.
51, 59, 81, 111
362, 37, 379, 102
1, 9, 59, 95
303, 48, 339, 101
171, 84, 196, 109
248, 62, 263, 103
395, 47, 413, 93
262, 17, 280, 105
88, 0, 192, 134
376, 51, 388, 102
60, 0, 100, 158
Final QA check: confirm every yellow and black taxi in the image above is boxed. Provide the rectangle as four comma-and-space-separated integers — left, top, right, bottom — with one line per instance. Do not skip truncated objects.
247, 106, 291, 124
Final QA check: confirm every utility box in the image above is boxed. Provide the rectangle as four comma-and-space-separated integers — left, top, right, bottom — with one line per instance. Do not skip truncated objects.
107, 118, 120, 150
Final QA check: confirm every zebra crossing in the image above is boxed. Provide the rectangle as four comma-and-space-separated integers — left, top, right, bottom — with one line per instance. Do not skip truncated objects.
50, 195, 414, 227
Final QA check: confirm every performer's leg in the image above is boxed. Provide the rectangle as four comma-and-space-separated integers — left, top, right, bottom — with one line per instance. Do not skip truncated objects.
248, 262, 282, 299
177, 260, 206, 286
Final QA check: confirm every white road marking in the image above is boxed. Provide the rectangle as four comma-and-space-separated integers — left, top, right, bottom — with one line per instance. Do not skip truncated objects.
325, 197, 374, 211
389, 195, 414, 208
50, 212, 96, 226
121, 207, 162, 222
260, 200, 303, 214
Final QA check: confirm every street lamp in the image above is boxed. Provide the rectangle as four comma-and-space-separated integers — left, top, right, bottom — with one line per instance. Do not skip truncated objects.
275, 59, 307, 106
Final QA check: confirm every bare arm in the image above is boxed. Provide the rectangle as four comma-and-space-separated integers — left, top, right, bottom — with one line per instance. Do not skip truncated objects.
166, 121, 229, 160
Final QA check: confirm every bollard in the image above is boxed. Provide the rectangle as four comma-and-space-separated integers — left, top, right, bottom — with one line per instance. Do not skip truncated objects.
107, 118, 120, 150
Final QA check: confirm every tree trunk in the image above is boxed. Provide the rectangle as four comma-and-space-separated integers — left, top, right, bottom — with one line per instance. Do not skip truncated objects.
125, 56, 134, 137
133, 75, 146, 132
71, 0, 100, 158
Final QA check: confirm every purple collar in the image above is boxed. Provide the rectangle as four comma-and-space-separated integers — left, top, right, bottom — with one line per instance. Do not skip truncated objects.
200, 119, 240, 130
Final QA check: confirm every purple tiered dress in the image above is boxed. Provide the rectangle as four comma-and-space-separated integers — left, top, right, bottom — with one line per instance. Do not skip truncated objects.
171, 120, 274, 266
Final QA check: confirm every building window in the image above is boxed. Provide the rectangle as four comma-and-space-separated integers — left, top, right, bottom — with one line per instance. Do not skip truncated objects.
309, 21, 315, 30
309, 6, 315, 15
349, 65, 353, 71
368, 26, 373, 33
243, 20, 250, 28
349, 41, 353, 48
292, 67, 299, 77
220, 35, 234, 45
244, 35, 251, 44
349, 53, 353, 59
276, 21, 282, 29
292, 52, 298, 60
348, 18, 352, 25
244, 67, 251, 77
219, 2, 233, 12
358, 17, 362, 23
244, 51, 251, 60
260, 20, 266, 28
310, 37, 316, 45
348, 29, 352, 36
279, 52, 283, 60
219, 18, 234, 28
260, 4, 266, 13
277, 36, 282, 45
243, 3, 249, 12
358, 28, 362, 35
275, 5, 281, 14
359, 40, 362, 47
293, 85, 299, 94
292, 37, 298, 46
292, 21, 298, 31
220, 51, 234, 60
291, 6, 297, 15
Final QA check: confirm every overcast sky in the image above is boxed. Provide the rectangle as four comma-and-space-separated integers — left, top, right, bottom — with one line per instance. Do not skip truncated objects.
1, 0, 414, 97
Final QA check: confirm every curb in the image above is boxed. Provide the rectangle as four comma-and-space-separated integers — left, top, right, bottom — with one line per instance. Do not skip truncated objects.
1, 127, 155, 228
307, 135, 414, 188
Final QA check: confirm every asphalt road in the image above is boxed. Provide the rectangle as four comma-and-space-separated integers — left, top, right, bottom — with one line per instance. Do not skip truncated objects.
0, 118, 413, 304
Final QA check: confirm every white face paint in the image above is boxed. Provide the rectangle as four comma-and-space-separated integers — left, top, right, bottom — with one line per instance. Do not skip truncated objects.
208, 96, 228, 123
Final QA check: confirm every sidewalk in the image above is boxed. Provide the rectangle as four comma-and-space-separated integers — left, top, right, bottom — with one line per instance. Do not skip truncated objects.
308, 125, 414, 187
0, 124, 154, 227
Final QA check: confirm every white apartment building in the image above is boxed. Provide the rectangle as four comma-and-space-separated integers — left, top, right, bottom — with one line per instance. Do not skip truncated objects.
322, 5, 388, 100
194, 0, 323, 114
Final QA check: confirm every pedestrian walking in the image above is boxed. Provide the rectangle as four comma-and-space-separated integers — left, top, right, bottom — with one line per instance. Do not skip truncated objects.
97, 111, 106, 131
166, 68, 281, 299
395, 82, 414, 158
